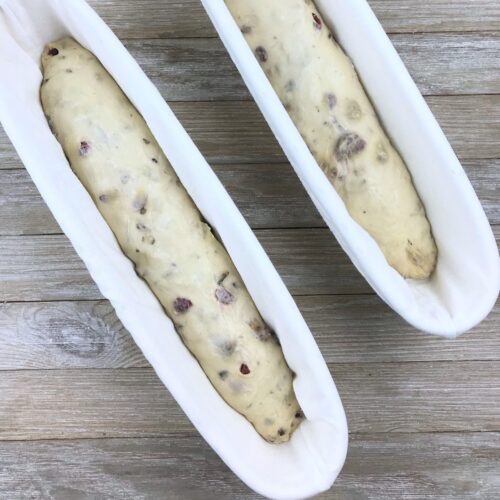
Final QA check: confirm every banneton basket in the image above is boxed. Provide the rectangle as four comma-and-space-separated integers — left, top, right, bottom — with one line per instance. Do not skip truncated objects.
0, 0, 347, 498
201, 0, 500, 337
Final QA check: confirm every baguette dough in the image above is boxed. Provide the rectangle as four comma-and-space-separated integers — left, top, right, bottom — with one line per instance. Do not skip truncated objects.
40, 38, 301, 443
225, 0, 438, 279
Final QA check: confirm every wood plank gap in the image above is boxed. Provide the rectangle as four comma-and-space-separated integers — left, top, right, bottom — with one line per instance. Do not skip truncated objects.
2, 356, 499, 373
385, 29, 500, 35
0, 429, 495, 446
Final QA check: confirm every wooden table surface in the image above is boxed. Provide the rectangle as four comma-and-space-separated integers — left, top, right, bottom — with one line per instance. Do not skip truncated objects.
1, 1, 499, 498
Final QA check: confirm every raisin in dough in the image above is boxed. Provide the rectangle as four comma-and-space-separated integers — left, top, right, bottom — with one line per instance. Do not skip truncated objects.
40, 38, 302, 443
226, 0, 438, 279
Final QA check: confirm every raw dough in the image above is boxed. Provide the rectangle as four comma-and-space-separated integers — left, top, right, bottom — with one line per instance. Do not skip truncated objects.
40, 37, 301, 443
225, 0, 438, 279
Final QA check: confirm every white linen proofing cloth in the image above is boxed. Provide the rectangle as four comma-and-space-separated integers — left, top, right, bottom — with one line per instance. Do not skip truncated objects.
201, 0, 500, 337
0, 0, 348, 498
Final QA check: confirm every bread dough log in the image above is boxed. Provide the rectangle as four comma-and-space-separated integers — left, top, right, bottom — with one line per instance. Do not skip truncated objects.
225, 0, 437, 279
40, 38, 302, 443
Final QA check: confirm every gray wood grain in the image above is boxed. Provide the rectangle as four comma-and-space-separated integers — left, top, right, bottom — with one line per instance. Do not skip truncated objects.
300, 294, 500, 364
87, 0, 216, 39
0, 433, 498, 499
1, 226, 498, 301
0, 235, 100, 302
83, 0, 500, 38
0, 297, 498, 371
124, 35, 500, 100
0, 300, 145, 370
172, 96, 500, 162
391, 33, 500, 95
337, 432, 500, 499
0, 228, 371, 302
0, 159, 498, 235
0, 35, 495, 117
369, 0, 500, 33
2, 97, 500, 171
0, 362, 499, 440
123, 38, 249, 102
0, 130, 20, 169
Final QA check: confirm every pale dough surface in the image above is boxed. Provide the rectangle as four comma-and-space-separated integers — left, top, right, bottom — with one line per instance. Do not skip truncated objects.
226, 0, 437, 279
40, 37, 301, 443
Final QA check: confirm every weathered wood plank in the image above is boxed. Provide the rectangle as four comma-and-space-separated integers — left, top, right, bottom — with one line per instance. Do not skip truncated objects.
176, 97, 500, 162
338, 432, 500, 499
2, 226, 499, 301
0, 159, 498, 235
370, 0, 500, 33
0, 230, 367, 301
0, 296, 498, 370
87, 0, 216, 39
463, 159, 500, 226
0, 433, 498, 499
0, 228, 366, 298
0, 235, 100, 302
0, 361, 498, 440
0, 369, 188, 440
179, 94, 500, 163
2, 97, 499, 171
391, 33, 500, 96
168, 101, 285, 164
425, 95, 500, 161
0, 36, 495, 124
338, 361, 500, 433
1, 101, 287, 167
124, 38, 249, 102
0, 301, 145, 370
300, 294, 500, 364
0, 169, 61, 235
84, 0, 500, 38
74, 220, 500, 293
126, 35, 500, 100
0, 130, 20, 170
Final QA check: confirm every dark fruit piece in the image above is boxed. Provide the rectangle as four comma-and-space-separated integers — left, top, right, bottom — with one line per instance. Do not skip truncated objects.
79, 141, 91, 157
215, 286, 234, 305
312, 13, 322, 30
173, 297, 193, 313
255, 46, 268, 63
327, 93, 337, 109
335, 132, 366, 161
